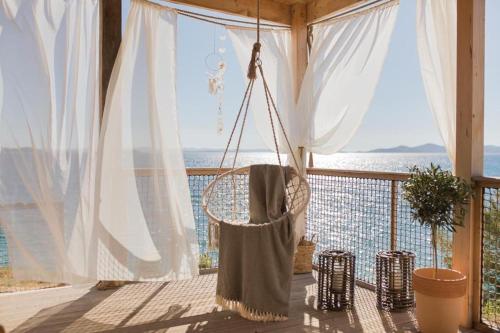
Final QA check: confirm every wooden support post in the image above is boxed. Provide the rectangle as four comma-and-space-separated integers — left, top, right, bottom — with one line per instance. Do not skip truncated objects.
289, 4, 309, 247
472, 185, 484, 328
100, 0, 122, 124
97, 0, 123, 291
291, 3, 308, 171
308, 152, 314, 168
291, 3, 308, 101
390, 180, 398, 251
453, 0, 485, 328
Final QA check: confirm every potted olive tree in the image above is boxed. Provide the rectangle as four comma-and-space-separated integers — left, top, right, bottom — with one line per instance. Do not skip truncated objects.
403, 164, 472, 333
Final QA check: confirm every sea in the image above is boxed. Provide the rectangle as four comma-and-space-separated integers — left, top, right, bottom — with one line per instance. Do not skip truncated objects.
1, 152, 499, 272
184, 151, 500, 174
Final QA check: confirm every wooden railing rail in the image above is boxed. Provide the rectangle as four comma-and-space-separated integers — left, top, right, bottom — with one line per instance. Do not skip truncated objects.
306, 167, 410, 181
473, 176, 500, 189
133, 167, 415, 180
186, 168, 232, 176
136, 168, 236, 176
0, 202, 40, 210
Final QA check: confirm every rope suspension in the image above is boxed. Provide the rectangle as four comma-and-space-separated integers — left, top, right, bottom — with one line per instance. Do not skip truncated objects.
205, 0, 303, 212
247, 0, 261, 80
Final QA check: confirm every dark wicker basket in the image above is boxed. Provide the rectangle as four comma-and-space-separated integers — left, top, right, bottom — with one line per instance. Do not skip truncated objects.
376, 250, 415, 311
317, 250, 355, 311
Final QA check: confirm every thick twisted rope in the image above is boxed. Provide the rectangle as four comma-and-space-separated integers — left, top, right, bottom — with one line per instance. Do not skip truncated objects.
258, 65, 301, 171
247, 0, 261, 80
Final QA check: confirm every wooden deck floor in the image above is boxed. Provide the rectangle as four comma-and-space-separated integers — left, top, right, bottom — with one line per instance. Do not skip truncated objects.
0, 273, 479, 333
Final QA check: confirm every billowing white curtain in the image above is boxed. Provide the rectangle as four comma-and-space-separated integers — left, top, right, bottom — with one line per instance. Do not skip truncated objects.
416, 0, 456, 164
97, 0, 199, 281
0, 0, 100, 283
228, 3, 398, 156
227, 27, 295, 156
296, 1, 399, 154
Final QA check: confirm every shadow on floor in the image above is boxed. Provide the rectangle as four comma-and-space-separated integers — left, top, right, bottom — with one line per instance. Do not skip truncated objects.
10, 274, 418, 333
12, 285, 119, 333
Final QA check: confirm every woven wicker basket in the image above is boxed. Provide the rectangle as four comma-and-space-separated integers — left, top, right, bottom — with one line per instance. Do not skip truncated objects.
293, 237, 316, 274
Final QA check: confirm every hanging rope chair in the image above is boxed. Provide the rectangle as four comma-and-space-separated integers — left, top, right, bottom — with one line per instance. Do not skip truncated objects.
201, 0, 310, 242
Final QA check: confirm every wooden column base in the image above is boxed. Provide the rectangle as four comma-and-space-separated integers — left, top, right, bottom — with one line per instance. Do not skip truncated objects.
95, 280, 126, 290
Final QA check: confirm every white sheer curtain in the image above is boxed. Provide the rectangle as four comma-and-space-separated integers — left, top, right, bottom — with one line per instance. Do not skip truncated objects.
97, 0, 199, 281
0, 0, 100, 283
228, 2, 398, 156
227, 27, 295, 156
416, 0, 456, 164
296, 1, 399, 154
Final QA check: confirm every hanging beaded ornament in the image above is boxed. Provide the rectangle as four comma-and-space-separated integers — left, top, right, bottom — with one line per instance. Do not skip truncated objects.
206, 28, 226, 135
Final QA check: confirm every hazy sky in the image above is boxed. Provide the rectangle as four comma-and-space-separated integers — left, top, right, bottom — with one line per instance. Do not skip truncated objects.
122, 0, 500, 152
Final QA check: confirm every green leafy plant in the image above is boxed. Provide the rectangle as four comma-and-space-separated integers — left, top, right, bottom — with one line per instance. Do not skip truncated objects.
198, 253, 213, 270
403, 164, 473, 277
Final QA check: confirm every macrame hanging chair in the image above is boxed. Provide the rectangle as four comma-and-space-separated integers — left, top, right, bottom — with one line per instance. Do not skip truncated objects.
201, 0, 310, 246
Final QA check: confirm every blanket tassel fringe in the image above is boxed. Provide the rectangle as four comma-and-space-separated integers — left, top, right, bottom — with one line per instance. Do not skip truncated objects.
208, 221, 219, 250
216, 295, 288, 322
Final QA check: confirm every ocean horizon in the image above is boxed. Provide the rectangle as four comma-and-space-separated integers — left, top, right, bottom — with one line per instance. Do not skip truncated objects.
184, 151, 500, 177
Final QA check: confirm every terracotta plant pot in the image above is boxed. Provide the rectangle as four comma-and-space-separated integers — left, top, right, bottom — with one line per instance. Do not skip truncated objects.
413, 268, 467, 333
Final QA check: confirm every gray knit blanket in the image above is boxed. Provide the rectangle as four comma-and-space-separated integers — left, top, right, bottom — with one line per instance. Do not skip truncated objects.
216, 164, 295, 321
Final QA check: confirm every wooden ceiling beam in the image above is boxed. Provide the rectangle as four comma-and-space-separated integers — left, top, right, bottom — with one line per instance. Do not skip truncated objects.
166, 0, 292, 25
306, 0, 370, 23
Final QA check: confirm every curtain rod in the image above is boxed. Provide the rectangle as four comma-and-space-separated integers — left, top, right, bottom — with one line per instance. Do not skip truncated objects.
308, 0, 395, 26
141, 0, 290, 29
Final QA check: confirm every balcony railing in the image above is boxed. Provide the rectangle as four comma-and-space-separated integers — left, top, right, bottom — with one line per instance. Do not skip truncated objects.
305, 168, 452, 287
475, 176, 500, 331
0, 167, 498, 331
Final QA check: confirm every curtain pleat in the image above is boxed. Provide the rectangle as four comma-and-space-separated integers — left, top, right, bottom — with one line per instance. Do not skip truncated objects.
297, 2, 399, 155
416, 0, 456, 165
226, 27, 295, 155
227, 3, 399, 156
0, 0, 101, 283
96, 0, 199, 281
0, 0, 199, 284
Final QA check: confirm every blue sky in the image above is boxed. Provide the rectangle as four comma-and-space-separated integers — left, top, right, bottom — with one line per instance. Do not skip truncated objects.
122, 0, 500, 152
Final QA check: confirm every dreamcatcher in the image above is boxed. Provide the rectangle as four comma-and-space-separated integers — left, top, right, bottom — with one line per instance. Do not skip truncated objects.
206, 25, 227, 135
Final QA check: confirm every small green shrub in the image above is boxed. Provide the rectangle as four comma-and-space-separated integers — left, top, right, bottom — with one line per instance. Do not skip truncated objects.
403, 164, 473, 276
199, 254, 213, 270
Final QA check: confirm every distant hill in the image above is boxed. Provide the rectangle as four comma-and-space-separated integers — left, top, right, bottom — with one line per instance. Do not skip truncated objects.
366, 143, 500, 154
367, 143, 445, 153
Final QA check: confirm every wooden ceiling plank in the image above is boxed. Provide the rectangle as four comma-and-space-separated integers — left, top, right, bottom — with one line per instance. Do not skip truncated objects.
291, 3, 308, 99
166, 0, 292, 25
306, 0, 370, 23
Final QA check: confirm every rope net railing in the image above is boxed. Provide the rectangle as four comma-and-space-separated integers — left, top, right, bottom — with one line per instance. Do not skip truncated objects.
305, 170, 452, 286
305, 173, 392, 285
480, 184, 500, 330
